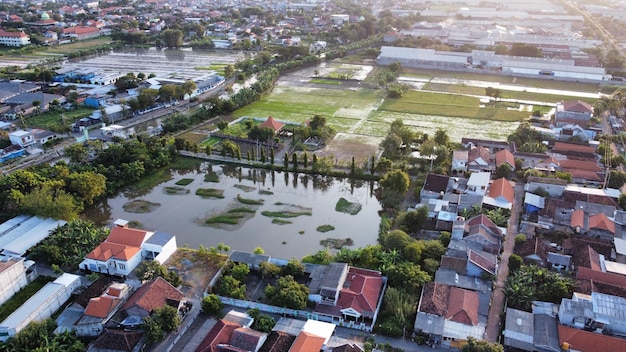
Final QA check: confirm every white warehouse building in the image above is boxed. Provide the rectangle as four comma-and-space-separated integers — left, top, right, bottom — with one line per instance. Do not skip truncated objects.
0, 273, 81, 341
376, 46, 611, 81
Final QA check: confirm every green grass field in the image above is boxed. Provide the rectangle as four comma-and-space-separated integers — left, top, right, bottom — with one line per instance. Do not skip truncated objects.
230, 85, 522, 141
24, 107, 96, 131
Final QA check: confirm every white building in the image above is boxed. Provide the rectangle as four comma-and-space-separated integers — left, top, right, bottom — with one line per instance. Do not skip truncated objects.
0, 257, 30, 306
8, 130, 34, 148
0, 273, 81, 341
0, 216, 67, 258
466, 172, 491, 196
0, 30, 30, 47
80, 221, 177, 277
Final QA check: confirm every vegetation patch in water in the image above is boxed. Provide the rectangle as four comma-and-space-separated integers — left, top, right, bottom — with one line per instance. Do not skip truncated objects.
234, 184, 256, 192
259, 189, 274, 195
164, 186, 190, 195
205, 214, 245, 225
228, 207, 256, 213
320, 237, 354, 249
175, 178, 194, 186
196, 188, 225, 198
123, 199, 161, 213
272, 219, 293, 225
335, 198, 362, 215
204, 172, 219, 182
316, 225, 335, 233
237, 194, 264, 205
261, 211, 312, 218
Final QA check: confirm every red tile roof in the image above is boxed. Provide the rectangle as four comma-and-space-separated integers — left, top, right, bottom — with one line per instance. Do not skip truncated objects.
107, 227, 149, 247
85, 227, 149, 261
289, 331, 325, 352
337, 268, 383, 315
488, 178, 514, 203
63, 26, 100, 35
468, 146, 491, 163
466, 214, 502, 236
121, 277, 183, 317
495, 149, 515, 169
552, 141, 596, 155
259, 116, 284, 131
577, 267, 626, 288
85, 296, 120, 318
571, 209, 584, 229
85, 241, 140, 261
563, 100, 593, 114
468, 249, 497, 275
558, 324, 626, 352
559, 159, 602, 172
565, 169, 603, 182
589, 213, 615, 234
419, 282, 450, 316
196, 319, 240, 352
446, 287, 479, 325
0, 29, 28, 38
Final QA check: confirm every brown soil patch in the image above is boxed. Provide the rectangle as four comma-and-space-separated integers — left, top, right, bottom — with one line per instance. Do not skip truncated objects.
316, 132, 382, 166
164, 248, 226, 298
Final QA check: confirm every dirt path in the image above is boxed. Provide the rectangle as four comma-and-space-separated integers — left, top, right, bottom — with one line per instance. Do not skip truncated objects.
484, 181, 524, 342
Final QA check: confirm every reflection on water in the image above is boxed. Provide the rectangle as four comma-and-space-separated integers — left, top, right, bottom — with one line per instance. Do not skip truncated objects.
84, 163, 381, 258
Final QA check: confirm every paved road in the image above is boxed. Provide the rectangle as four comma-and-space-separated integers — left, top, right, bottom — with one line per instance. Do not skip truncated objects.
484, 181, 525, 342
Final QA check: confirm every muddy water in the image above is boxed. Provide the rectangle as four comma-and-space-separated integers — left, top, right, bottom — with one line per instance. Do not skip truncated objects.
84, 163, 382, 259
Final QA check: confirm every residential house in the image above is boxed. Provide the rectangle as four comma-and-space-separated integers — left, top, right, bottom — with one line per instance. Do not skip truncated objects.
258, 331, 296, 352
0, 257, 30, 306
414, 282, 485, 348
524, 192, 545, 214
515, 236, 549, 266
495, 149, 515, 171
547, 252, 571, 271
555, 100, 593, 128
420, 173, 455, 199
467, 146, 494, 173
74, 283, 130, 337
86, 329, 144, 352
195, 319, 240, 352
451, 150, 468, 175
314, 267, 385, 331
467, 249, 498, 278
570, 209, 616, 241
466, 172, 490, 196
121, 277, 183, 318
503, 302, 561, 352
8, 130, 34, 148
80, 221, 176, 277
558, 324, 626, 352
484, 177, 515, 209
502, 308, 534, 351
524, 176, 567, 198
559, 292, 626, 337
463, 214, 503, 254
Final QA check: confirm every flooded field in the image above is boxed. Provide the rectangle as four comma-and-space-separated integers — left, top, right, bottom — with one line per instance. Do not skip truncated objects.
84, 163, 382, 259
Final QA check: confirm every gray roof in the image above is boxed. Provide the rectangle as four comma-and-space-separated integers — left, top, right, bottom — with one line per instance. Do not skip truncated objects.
414, 312, 445, 335
434, 269, 491, 293
144, 231, 174, 246
533, 313, 560, 352
229, 250, 270, 267
0, 82, 39, 102
547, 252, 571, 266
0, 216, 67, 257
560, 298, 594, 320
307, 262, 347, 295
592, 292, 626, 320
503, 308, 533, 351
4, 92, 63, 106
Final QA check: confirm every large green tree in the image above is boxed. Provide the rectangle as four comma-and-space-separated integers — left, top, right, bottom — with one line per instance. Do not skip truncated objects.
161, 29, 183, 47
264, 275, 309, 309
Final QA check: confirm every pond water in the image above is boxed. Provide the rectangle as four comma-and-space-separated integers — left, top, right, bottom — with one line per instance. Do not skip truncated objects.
84, 163, 382, 259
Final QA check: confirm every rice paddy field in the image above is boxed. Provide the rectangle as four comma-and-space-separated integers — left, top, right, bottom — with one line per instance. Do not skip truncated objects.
233, 85, 521, 142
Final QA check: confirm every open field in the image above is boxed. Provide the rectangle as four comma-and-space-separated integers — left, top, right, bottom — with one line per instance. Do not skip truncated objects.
400, 67, 606, 93
423, 82, 598, 104
23, 107, 96, 131
232, 84, 521, 144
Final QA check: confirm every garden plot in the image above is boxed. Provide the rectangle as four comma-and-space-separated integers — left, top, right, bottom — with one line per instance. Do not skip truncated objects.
360, 111, 519, 142
316, 133, 383, 165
